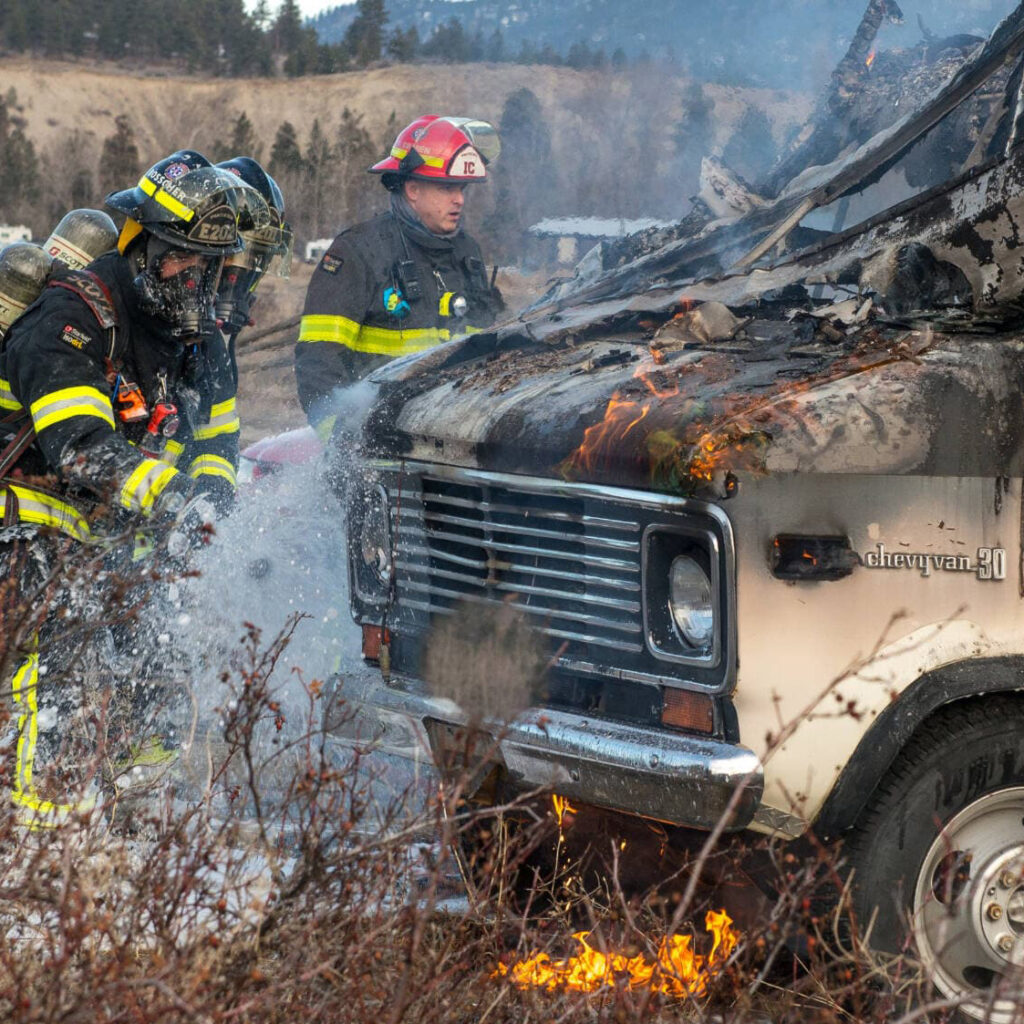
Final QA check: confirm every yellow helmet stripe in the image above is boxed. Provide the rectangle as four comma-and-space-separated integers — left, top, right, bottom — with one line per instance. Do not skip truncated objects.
120, 458, 179, 514
138, 175, 195, 222
30, 385, 115, 434
389, 146, 445, 169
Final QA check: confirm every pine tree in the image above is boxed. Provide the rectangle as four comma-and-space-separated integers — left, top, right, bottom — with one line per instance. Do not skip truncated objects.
269, 121, 304, 177
335, 108, 378, 226
385, 26, 419, 62
303, 119, 334, 239
485, 28, 504, 62
273, 0, 304, 55
98, 115, 141, 198
0, 91, 41, 222
344, 0, 388, 66
484, 88, 554, 259
221, 112, 262, 163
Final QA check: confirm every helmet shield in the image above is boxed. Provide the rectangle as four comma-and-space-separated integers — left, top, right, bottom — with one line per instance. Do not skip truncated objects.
212, 156, 290, 327
133, 236, 223, 337
215, 224, 294, 329
439, 117, 501, 165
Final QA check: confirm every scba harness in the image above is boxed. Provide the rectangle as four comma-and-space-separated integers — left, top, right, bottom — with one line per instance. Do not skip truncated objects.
0, 269, 141, 534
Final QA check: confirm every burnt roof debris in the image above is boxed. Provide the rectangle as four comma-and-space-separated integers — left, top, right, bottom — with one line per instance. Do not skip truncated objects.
516, 1, 1024, 339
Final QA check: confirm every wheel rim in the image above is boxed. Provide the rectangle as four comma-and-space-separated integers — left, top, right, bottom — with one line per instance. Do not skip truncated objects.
913, 787, 1024, 1021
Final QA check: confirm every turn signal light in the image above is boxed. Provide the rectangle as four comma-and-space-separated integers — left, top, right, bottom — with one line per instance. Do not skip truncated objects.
362, 624, 390, 661
661, 688, 714, 734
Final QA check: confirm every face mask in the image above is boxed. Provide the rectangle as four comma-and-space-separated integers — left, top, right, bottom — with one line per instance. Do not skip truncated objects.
133, 238, 223, 337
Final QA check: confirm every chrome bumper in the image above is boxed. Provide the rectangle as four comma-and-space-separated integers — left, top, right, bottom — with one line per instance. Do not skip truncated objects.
324, 667, 763, 832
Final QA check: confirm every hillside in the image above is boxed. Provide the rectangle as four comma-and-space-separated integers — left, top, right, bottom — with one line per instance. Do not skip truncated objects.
2, 57, 810, 175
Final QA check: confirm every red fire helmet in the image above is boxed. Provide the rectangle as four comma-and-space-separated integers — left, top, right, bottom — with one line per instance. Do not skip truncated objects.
370, 115, 500, 188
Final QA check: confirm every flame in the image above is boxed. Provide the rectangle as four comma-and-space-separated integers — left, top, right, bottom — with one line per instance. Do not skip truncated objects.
565, 359, 681, 475
496, 910, 739, 997
865, 50, 875, 68
552, 794, 577, 829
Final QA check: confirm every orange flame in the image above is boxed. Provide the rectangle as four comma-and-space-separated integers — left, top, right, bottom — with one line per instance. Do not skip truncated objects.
565, 359, 681, 475
865, 50, 875, 68
552, 794, 577, 829
496, 910, 739, 997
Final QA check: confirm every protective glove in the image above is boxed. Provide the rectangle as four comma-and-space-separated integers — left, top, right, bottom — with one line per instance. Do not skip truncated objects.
192, 475, 236, 519
165, 494, 219, 558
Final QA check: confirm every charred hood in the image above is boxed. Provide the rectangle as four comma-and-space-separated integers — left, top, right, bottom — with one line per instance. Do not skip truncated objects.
361, 316, 1024, 496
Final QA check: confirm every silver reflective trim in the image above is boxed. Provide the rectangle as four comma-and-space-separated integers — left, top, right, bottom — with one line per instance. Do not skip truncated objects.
326, 668, 762, 831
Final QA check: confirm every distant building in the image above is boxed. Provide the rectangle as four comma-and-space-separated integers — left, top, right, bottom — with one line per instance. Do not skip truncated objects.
526, 216, 672, 268
0, 225, 32, 247
304, 238, 333, 264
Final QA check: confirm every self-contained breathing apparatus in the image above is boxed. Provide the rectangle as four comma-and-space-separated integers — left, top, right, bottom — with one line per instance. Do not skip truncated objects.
0, 209, 120, 508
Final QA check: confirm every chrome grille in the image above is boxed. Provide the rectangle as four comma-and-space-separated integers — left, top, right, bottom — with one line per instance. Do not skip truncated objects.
392, 476, 644, 653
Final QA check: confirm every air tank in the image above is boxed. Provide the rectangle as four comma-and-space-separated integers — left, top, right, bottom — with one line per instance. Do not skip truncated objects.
44, 208, 118, 271
0, 242, 53, 339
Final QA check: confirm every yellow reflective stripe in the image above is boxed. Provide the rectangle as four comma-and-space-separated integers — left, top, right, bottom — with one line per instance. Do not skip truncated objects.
298, 314, 361, 346
390, 146, 444, 168
353, 324, 448, 356
193, 396, 239, 440
11, 653, 94, 828
120, 458, 178, 515
162, 439, 185, 466
30, 385, 115, 434
298, 315, 448, 356
0, 376, 22, 411
0, 485, 90, 540
188, 454, 236, 487
138, 175, 194, 222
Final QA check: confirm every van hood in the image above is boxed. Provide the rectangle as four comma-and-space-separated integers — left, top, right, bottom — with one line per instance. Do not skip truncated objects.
360, 316, 1024, 497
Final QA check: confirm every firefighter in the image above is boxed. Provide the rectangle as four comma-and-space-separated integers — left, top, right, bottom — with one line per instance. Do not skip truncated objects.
0, 150, 268, 827
213, 156, 292, 391
294, 115, 505, 438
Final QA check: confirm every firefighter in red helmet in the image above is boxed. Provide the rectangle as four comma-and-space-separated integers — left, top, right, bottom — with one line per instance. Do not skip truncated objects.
294, 116, 505, 437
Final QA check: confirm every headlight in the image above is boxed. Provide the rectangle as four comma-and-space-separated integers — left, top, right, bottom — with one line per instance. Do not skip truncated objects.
643, 526, 720, 666
669, 556, 713, 648
356, 485, 392, 591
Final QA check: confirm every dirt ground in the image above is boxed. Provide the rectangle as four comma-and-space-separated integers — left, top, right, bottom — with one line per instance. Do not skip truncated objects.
235, 262, 558, 446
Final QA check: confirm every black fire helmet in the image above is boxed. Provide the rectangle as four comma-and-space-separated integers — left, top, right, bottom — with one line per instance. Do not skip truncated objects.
105, 150, 268, 257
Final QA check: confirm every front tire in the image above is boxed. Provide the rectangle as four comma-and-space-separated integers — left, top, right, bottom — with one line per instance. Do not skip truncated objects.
845, 697, 1024, 1021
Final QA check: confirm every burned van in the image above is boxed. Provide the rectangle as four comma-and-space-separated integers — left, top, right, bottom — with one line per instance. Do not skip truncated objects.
325, 8, 1024, 1017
